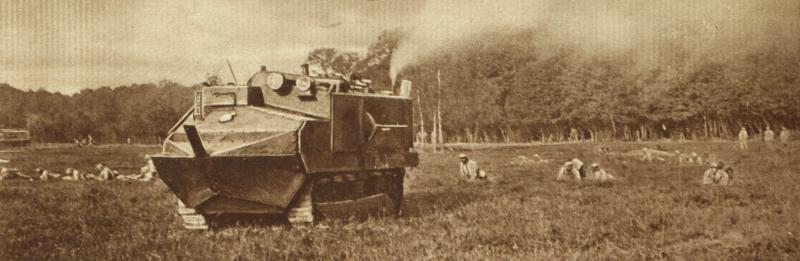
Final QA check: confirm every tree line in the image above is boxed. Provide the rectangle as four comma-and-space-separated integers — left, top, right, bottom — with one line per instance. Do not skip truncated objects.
0, 81, 193, 143
308, 28, 800, 143
2, 27, 798, 144
402, 29, 800, 142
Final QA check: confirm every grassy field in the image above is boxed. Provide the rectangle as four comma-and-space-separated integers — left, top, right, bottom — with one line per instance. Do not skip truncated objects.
1, 142, 798, 260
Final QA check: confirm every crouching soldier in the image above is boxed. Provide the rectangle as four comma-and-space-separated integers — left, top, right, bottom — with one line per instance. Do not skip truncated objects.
557, 159, 583, 180
721, 166, 734, 185
458, 154, 488, 180
140, 155, 157, 181
702, 162, 730, 185
589, 163, 616, 181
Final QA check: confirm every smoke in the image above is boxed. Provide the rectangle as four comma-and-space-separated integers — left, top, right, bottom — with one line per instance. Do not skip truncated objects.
390, 0, 800, 83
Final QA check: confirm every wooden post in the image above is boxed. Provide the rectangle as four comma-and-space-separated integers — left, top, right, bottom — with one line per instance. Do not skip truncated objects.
416, 88, 425, 152
432, 111, 438, 153
609, 114, 617, 140
436, 70, 444, 146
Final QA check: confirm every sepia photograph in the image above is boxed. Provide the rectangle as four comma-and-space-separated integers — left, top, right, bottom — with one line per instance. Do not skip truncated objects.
1, 0, 799, 259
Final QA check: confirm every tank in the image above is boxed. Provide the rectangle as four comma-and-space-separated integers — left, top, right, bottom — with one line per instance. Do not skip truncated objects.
152, 66, 418, 229
0, 129, 31, 148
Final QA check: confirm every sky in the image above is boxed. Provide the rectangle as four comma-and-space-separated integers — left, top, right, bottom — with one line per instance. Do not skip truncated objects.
0, 0, 423, 93
2, 0, 798, 94
389, 0, 800, 81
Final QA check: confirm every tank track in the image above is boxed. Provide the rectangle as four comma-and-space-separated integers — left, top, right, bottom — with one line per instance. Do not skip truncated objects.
287, 168, 405, 225
177, 200, 209, 230
175, 169, 405, 228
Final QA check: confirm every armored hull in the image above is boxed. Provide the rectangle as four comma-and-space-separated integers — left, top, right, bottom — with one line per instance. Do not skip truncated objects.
152, 68, 418, 229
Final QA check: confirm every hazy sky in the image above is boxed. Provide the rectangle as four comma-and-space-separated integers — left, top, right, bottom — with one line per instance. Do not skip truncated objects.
2, 0, 797, 94
0, 0, 422, 93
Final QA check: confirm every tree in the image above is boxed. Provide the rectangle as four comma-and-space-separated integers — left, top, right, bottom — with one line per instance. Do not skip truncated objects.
305, 48, 362, 76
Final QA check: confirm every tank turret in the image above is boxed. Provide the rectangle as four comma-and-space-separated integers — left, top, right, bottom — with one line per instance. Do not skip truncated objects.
152, 65, 418, 229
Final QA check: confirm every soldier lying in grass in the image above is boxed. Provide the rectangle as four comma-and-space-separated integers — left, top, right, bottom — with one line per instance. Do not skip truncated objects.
62, 168, 83, 181
0, 167, 34, 181
118, 155, 157, 181
36, 168, 62, 180
92, 163, 119, 181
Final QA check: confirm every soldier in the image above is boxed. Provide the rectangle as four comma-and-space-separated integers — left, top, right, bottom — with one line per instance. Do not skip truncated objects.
556, 159, 582, 180
703, 162, 730, 185
458, 154, 487, 180
120, 155, 157, 181
641, 148, 653, 162
720, 166, 734, 185
135, 154, 157, 181
711, 162, 731, 186
686, 152, 703, 165
137, 165, 154, 181
589, 163, 615, 181
572, 158, 586, 178
60, 168, 80, 181
640, 148, 667, 162
738, 127, 749, 150
674, 150, 685, 164
569, 128, 579, 141
94, 163, 118, 181
702, 162, 720, 185
83, 169, 98, 180
0, 167, 34, 181
36, 168, 62, 180
764, 126, 775, 143
780, 126, 791, 141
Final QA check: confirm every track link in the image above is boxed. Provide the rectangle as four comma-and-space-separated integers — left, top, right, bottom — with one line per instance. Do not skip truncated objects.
177, 200, 209, 230
309, 168, 405, 219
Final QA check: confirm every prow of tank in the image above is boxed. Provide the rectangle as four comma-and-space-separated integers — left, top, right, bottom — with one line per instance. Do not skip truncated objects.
152, 64, 418, 229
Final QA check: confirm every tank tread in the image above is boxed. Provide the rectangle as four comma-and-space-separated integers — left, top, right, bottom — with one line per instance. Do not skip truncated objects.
310, 169, 405, 218
287, 184, 314, 225
177, 200, 209, 230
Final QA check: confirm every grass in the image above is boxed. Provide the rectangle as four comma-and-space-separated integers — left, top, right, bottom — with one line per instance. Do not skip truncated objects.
0, 141, 799, 260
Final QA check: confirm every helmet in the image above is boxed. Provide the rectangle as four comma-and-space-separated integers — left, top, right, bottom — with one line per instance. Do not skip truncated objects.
458, 154, 467, 159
